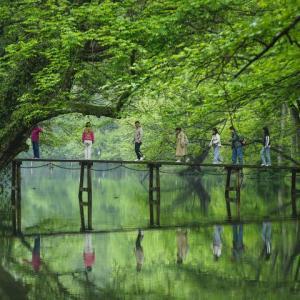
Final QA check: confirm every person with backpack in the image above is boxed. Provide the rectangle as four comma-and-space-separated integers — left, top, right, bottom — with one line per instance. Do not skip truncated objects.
175, 127, 189, 162
230, 126, 244, 165
261, 127, 271, 166
82, 122, 94, 159
209, 128, 222, 164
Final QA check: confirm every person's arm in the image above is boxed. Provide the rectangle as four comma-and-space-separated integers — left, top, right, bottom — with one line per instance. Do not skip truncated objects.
91, 131, 95, 143
180, 133, 185, 147
265, 135, 270, 147
214, 134, 221, 145
82, 132, 85, 143
139, 128, 143, 142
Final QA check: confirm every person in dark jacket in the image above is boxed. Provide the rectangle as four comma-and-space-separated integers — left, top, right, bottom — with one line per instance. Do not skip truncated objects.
261, 127, 271, 166
230, 126, 243, 165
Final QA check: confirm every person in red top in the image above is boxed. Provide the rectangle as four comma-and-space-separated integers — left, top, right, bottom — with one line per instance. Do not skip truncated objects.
31, 125, 43, 158
83, 233, 95, 272
23, 236, 42, 272
82, 122, 95, 159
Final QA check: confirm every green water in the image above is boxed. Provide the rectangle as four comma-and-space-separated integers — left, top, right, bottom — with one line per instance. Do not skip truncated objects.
0, 162, 299, 299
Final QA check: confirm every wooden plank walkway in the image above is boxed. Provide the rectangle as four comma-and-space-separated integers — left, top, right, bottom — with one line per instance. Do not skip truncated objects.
10, 159, 300, 235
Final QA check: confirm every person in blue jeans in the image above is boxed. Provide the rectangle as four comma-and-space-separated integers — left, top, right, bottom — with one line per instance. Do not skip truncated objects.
261, 127, 271, 166
232, 223, 244, 261
230, 126, 243, 165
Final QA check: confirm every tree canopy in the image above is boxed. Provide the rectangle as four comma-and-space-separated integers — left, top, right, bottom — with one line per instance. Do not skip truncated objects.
0, 0, 299, 165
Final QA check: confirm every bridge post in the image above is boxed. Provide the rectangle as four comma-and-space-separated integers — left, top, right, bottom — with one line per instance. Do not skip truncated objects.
11, 161, 17, 235
236, 168, 241, 219
155, 164, 161, 226
11, 161, 22, 235
78, 162, 86, 231
78, 161, 93, 231
291, 169, 297, 217
224, 167, 232, 219
16, 161, 22, 234
148, 164, 154, 226
87, 162, 93, 230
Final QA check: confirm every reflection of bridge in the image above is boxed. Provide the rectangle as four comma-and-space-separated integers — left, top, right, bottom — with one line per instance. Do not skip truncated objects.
10, 159, 300, 235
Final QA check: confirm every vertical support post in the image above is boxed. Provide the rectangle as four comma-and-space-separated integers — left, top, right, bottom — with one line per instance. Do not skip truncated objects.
16, 161, 22, 234
78, 162, 85, 231
236, 168, 241, 219
155, 165, 161, 226
87, 162, 93, 230
225, 167, 232, 219
11, 161, 17, 235
148, 164, 154, 226
291, 169, 297, 217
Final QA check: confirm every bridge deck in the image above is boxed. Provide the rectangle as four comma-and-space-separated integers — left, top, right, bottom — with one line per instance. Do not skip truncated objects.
14, 158, 300, 171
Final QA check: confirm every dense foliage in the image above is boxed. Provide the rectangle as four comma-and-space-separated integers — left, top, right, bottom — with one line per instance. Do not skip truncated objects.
0, 0, 299, 164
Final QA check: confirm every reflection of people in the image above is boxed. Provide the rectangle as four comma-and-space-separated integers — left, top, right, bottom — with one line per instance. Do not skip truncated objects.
31, 125, 43, 159
176, 229, 189, 264
23, 236, 42, 272
232, 223, 244, 261
175, 128, 189, 163
82, 122, 94, 159
212, 225, 223, 261
83, 234, 95, 272
134, 229, 144, 272
261, 221, 271, 260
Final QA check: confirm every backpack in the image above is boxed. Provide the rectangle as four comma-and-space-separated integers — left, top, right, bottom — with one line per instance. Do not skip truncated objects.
239, 135, 246, 146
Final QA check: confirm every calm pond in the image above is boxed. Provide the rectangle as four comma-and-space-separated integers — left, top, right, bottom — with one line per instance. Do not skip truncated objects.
0, 162, 299, 299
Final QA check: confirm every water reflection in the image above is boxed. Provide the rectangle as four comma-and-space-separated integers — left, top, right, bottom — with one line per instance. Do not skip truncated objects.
23, 235, 41, 272
176, 229, 189, 264
134, 229, 144, 272
1, 221, 300, 299
261, 221, 272, 261
83, 233, 95, 272
232, 223, 244, 261
212, 225, 223, 261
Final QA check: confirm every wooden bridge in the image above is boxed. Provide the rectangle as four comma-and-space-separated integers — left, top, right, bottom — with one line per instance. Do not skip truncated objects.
10, 158, 300, 235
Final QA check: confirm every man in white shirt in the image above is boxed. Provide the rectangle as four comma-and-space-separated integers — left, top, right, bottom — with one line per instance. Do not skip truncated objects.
134, 121, 144, 161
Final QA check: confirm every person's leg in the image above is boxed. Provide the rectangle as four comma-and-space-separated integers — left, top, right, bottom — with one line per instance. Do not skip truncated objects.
261, 147, 266, 165
138, 142, 143, 159
84, 142, 88, 159
237, 147, 243, 165
232, 148, 237, 164
135, 142, 141, 160
266, 147, 271, 165
87, 141, 92, 159
32, 141, 36, 158
32, 141, 39, 158
213, 146, 217, 164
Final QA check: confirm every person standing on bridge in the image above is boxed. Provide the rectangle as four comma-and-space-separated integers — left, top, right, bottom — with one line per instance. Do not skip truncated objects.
209, 128, 222, 164
175, 127, 189, 163
261, 127, 271, 166
134, 121, 144, 161
31, 125, 43, 159
230, 126, 244, 165
82, 122, 94, 159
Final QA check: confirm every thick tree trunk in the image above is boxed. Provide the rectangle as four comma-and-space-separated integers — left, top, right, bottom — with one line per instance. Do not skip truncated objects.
0, 102, 118, 169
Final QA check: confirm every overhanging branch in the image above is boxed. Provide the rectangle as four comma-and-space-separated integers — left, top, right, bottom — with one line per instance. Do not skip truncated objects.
234, 15, 300, 78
